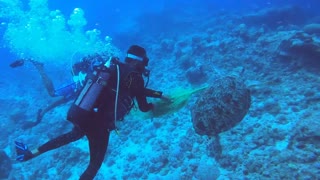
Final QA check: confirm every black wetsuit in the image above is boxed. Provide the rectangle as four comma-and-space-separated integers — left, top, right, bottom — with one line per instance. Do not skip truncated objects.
36, 58, 162, 179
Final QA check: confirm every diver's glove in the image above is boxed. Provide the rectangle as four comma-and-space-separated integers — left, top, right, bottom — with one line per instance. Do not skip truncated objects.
14, 141, 33, 162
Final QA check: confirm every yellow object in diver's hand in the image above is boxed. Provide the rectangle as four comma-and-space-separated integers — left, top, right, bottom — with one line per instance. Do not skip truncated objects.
133, 86, 208, 119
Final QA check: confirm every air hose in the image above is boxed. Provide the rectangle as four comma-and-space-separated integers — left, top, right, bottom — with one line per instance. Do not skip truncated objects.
114, 64, 120, 134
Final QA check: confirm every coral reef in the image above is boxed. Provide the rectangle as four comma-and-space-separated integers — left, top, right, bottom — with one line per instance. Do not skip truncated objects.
185, 66, 208, 85
3, 1, 320, 179
277, 32, 320, 66
303, 23, 320, 35
0, 150, 12, 179
288, 112, 320, 151
242, 6, 307, 29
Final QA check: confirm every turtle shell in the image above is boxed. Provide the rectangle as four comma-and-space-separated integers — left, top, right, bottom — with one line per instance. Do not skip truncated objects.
191, 76, 251, 136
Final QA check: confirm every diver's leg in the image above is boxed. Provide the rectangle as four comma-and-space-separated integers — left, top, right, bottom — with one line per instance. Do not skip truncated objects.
31, 127, 84, 158
21, 97, 68, 129
80, 131, 110, 180
29, 60, 56, 97
10, 59, 56, 96
36, 97, 68, 124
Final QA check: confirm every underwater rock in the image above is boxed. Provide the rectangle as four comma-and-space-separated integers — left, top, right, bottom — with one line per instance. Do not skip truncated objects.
232, 24, 263, 42
195, 156, 220, 180
288, 113, 320, 150
160, 38, 175, 52
0, 150, 12, 179
242, 6, 306, 29
185, 66, 208, 85
191, 76, 251, 136
303, 23, 320, 35
278, 32, 320, 66
178, 54, 196, 70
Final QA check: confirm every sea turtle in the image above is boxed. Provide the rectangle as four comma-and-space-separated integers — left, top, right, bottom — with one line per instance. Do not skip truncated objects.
191, 76, 251, 136
191, 75, 251, 159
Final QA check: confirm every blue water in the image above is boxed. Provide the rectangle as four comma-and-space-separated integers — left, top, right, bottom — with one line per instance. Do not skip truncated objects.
1, 0, 320, 179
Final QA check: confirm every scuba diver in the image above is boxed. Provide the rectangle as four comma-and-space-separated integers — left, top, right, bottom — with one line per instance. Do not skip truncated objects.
9, 55, 106, 128
14, 45, 171, 180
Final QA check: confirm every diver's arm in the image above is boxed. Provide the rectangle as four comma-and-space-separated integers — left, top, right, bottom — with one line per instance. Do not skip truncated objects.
134, 76, 154, 112
144, 88, 171, 102
144, 88, 163, 98
136, 95, 154, 112
136, 90, 172, 113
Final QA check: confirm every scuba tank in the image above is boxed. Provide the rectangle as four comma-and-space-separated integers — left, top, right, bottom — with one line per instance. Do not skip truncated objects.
74, 64, 110, 111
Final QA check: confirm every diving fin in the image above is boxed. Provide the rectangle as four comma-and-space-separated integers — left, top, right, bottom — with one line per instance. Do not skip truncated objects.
14, 141, 33, 161
10, 59, 25, 68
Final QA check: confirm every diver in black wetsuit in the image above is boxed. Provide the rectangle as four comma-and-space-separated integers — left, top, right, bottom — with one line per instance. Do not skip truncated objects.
14, 45, 171, 180
10, 56, 107, 128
